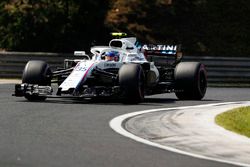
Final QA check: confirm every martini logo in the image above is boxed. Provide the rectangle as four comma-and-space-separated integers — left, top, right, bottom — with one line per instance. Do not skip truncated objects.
142, 45, 177, 51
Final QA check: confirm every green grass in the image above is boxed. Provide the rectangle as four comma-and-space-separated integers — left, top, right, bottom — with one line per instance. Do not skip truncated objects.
215, 106, 250, 138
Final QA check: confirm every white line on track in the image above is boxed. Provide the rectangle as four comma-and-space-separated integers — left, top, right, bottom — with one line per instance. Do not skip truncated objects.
110, 102, 250, 167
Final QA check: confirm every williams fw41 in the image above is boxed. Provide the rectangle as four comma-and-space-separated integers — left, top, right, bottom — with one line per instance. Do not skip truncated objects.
14, 34, 207, 104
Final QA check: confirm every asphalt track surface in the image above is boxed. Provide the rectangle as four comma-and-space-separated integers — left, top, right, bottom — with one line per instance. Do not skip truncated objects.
1, 83, 250, 167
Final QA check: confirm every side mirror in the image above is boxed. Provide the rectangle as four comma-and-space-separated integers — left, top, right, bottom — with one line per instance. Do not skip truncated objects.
74, 51, 90, 60
74, 51, 86, 56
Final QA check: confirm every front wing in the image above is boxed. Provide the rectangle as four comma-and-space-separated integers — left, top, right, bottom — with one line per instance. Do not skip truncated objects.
13, 83, 121, 99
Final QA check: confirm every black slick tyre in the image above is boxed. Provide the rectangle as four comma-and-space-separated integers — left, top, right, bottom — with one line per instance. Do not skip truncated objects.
119, 64, 145, 104
22, 60, 52, 101
174, 62, 207, 100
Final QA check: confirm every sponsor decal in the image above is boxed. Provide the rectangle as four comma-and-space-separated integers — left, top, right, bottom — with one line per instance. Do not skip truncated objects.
104, 63, 117, 68
141, 44, 177, 51
74, 64, 88, 72
131, 56, 144, 61
139, 44, 177, 51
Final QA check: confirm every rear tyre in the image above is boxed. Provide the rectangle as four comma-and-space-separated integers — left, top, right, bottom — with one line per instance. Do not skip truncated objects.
22, 60, 52, 101
119, 64, 145, 104
174, 62, 207, 100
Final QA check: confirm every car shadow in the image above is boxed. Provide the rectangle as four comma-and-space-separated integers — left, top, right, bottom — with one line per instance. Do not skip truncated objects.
15, 96, 220, 106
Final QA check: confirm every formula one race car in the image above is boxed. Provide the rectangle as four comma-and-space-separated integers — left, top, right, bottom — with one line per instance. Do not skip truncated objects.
14, 33, 207, 104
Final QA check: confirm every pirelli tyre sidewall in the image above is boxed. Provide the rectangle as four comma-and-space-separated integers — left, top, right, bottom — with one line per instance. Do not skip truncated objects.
22, 60, 52, 101
119, 64, 145, 104
174, 62, 207, 100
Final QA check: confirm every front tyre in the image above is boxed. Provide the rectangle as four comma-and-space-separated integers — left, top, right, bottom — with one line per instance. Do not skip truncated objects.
174, 62, 207, 100
119, 64, 145, 104
22, 60, 52, 101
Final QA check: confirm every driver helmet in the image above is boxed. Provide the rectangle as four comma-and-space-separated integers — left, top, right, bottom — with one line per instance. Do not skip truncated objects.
105, 51, 119, 61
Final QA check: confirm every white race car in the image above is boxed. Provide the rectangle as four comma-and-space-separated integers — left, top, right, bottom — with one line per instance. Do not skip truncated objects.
14, 33, 207, 104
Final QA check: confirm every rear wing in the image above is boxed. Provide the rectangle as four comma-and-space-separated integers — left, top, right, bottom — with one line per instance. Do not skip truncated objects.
141, 44, 180, 53
139, 44, 183, 67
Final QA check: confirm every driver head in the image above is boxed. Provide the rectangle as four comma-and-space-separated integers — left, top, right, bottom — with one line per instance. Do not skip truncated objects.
105, 51, 119, 61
